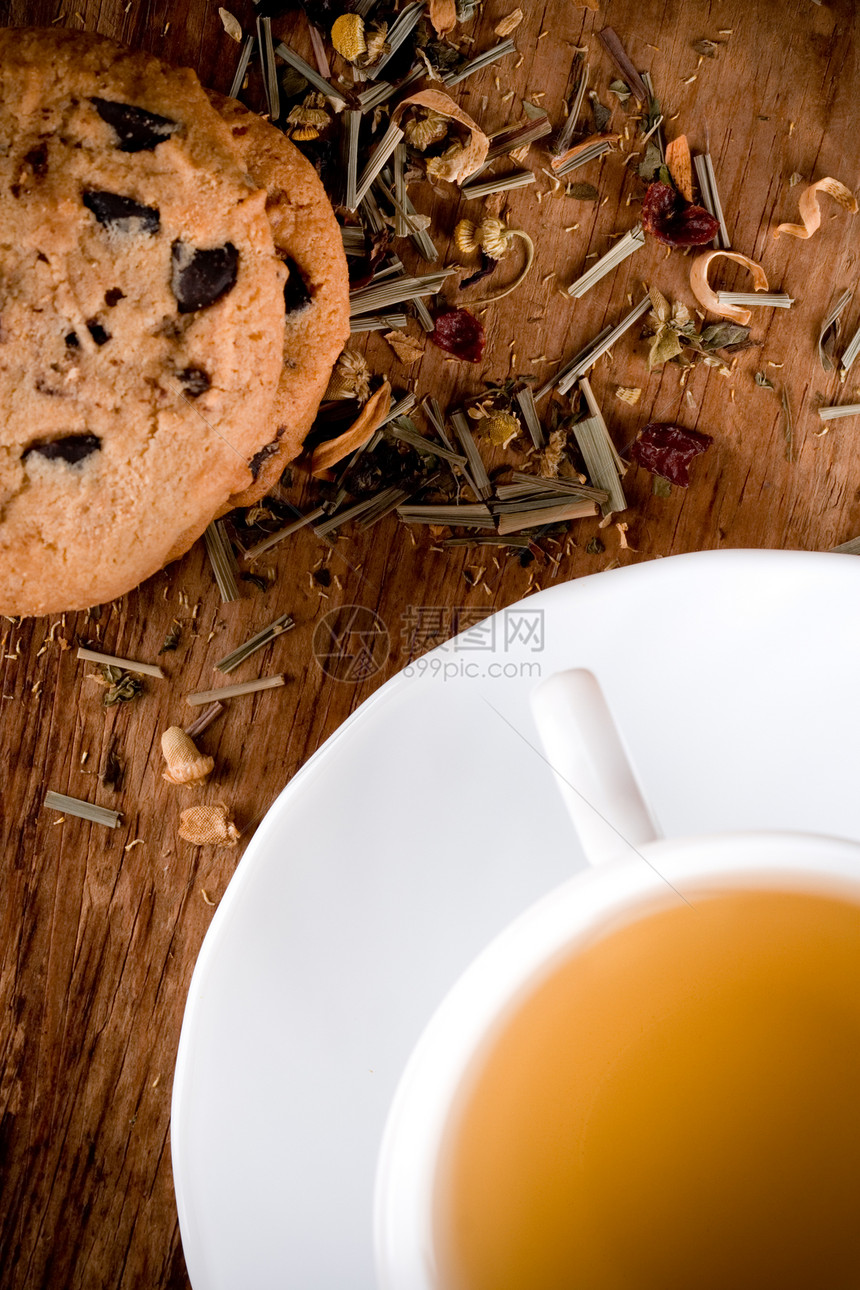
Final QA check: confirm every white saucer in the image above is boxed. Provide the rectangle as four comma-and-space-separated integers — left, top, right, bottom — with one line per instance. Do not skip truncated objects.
171, 550, 860, 1290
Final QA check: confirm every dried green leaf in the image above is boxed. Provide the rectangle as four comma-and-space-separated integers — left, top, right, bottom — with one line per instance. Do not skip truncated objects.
754, 370, 775, 389
566, 181, 600, 201
586, 536, 605, 553
649, 285, 671, 323
608, 79, 631, 105
652, 474, 673, 497
638, 140, 663, 183
700, 321, 752, 351
589, 94, 612, 133
649, 324, 684, 369
280, 66, 309, 99
159, 626, 181, 653
101, 665, 143, 706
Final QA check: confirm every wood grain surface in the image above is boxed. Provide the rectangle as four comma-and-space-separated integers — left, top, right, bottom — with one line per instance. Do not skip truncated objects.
0, 0, 857, 1285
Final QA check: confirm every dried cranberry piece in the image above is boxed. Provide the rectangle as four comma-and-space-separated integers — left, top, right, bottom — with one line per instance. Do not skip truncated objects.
630, 422, 712, 487
171, 242, 239, 313
282, 256, 313, 314
86, 319, 110, 346
23, 433, 101, 464
83, 190, 160, 234
431, 308, 486, 363
641, 182, 719, 247
91, 98, 178, 152
177, 367, 211, 397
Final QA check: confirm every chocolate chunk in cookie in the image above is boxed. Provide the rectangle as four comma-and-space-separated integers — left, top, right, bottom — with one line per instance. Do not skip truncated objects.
83, 189, 160, 234
23, 434, 101, 464
91, 97, 179, 152
171, 241, 239, 313
282, 256, 313, 314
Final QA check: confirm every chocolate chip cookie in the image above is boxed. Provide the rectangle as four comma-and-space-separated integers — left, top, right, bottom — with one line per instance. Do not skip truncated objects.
209, 94, 350, 514
0, 28, 287, 615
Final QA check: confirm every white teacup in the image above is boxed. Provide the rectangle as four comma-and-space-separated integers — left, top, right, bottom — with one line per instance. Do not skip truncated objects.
373, 670, 860, 1290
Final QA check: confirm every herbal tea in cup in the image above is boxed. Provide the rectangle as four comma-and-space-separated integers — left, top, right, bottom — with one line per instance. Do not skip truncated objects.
431, 885, 860, 1290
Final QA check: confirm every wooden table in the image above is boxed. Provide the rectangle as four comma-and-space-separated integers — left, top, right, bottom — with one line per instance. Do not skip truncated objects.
0, 0, 857, 1284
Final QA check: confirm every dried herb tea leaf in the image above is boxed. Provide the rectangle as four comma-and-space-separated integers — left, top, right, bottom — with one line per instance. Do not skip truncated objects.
159, 626, 181, 653
431, 308, 486, 362
567, 181, 600, 201
700, 321, 752, 351
586, 536, 605, 554
652, 473, 673, 497
218, 7, 243, 41
637, 140, 663, 183
642, 182, 720, 247
384, 330, 426, 364
609, 79, 632, 105
692, 38, 718, 57
100, 665, 143, 706
649, 285, 671, 323
589, 94, 612, 133
631, 422, 712, 487
754, 370, 775, 389
649, 325, 684, 368
494, 7, 523, 36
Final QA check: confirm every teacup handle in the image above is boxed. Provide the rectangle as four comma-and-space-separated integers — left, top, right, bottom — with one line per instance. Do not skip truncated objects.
530, 667, 661, 867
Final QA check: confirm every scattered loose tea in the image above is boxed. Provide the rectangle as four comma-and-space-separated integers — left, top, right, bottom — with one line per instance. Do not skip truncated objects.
690, 249, 768, 323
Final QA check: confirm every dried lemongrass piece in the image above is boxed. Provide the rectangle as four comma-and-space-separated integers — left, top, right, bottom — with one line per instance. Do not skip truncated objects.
429, 0, 457, 35
818, 288, 853, 372
775, 176, 858, 239
391, 86, 489, 183
495, 7, 524, 36
228, 33, 255, 99
185, 701, 224, 738
690, 249, 769, 324
44, 791, 121, 829
818, 404, 860, 422
161, 727, 214, 786
215, 613, 295, 674
551, 132, 620, 173
665, 134, 693, 201
179, 804, 240, 847
311, 380, 392, 476
77, 647, 164, 678
187, 675, 285, 705
616, 386, 642, 404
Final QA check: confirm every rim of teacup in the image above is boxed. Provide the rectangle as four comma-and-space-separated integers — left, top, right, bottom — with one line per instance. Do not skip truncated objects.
373, 829, 860, 1290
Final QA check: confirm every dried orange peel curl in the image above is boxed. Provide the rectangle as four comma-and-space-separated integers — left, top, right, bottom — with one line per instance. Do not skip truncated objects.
391, 86, 489, 184
310, 379, 391, 478
775, 177, 858, 240
690, 250, 769, 325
